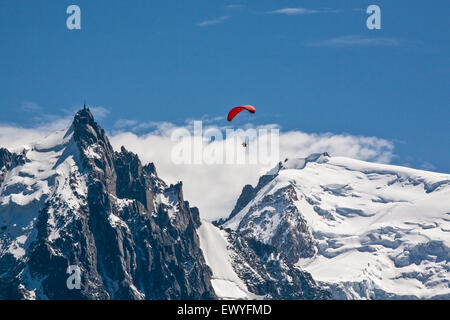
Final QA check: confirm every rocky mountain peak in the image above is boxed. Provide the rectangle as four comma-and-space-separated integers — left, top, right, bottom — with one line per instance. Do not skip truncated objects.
0, 109, 217, 300
0, 147, 12, 168
143, 162, 158, 177
72, 107, 111, 153
74, 106, 94, 124
225, 152, 332, 224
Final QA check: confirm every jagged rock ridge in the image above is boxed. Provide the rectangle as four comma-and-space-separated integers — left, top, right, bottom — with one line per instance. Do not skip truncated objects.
0, 108, 215, 299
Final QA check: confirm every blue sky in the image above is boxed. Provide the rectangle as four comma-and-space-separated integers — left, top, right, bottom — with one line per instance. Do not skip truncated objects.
0, 0, 449, 172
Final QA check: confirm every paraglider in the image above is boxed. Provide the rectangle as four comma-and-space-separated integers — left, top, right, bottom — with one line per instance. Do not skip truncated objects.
227, 105, 255, 148
242, 136, 249, 148
227, 105, 256, 122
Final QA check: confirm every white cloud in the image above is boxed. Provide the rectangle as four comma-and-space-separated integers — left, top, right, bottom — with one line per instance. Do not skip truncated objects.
114, 119, 139, 129
307, 35, 402, 47
20, 101, 42, 112
268, 8, 319, 15
109, 121, 394, 221
226, 4, 245, 10
0, 120, 70, 152
59, 105, 110, 120
197, 16, 230, 27
0, 105, 109, 152
89, 106, 110, 120
420, 161, 437, 171
0, 115, 395, 222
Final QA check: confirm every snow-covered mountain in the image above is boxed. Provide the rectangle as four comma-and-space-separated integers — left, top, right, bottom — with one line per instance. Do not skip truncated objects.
0, 108, 216, 299
217, 153, 450, 299
3, 108, 447, 300
197, 221, 329, 300
0, 109, 328, 300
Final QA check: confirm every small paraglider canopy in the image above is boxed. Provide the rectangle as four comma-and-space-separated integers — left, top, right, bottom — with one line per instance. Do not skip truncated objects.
227, 105, 256, 122
227, 105, 255, 148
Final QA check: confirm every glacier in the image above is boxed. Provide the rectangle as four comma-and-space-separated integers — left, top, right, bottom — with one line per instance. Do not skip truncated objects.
219, 153, 450, 299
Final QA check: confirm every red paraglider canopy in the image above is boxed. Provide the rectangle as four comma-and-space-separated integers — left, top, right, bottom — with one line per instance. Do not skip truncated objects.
227, 105, 256, 122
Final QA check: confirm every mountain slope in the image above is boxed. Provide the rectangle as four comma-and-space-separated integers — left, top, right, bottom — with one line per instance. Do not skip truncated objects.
198, 221, 330, 300
0, 109, 329, 300
0, 108, 215, 299
218, 153, 450, 299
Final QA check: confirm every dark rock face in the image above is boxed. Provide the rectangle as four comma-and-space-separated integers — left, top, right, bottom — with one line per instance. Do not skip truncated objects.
217, 180, 316, 264
73, 108, 117, 195
220, 154, 331, 228
215, 174, 277, 226
0, 148, 12, 186
114, 146, 155, 212
214, 156, 331, 264
238, 185, 315, 262
225, 229, 330, 300
0, 148, 12, 168
0, 108, 215, 300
